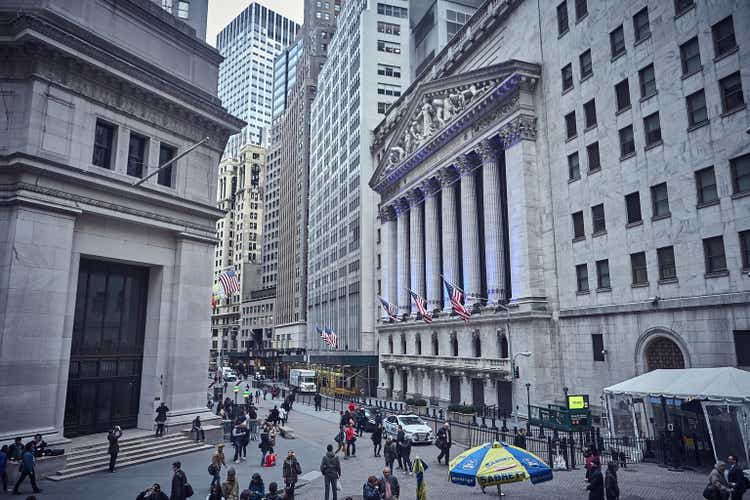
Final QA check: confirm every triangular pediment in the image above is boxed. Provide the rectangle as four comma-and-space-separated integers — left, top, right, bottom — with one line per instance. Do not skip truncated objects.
370, 60, 540, 193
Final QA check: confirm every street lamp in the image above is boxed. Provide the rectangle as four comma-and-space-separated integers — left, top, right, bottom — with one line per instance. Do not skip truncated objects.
512, 351, 532, 429
525, 382, 532, 433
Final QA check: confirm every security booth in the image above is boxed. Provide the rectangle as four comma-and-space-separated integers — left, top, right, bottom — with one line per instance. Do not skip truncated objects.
603, 367, 750, 467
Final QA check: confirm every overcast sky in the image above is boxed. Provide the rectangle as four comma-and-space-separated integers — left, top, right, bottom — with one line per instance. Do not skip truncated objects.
206, 0, 304, 46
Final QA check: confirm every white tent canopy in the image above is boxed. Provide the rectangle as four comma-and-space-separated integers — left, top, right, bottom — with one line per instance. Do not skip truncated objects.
603, 367, 750, 403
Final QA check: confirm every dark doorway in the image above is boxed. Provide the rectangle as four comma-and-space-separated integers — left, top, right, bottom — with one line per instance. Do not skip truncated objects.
64, 259, 149, 437
401, 371, 408, 396
472, 379, 485, 409
496, 381, 512, 417
449, 376, 461, 404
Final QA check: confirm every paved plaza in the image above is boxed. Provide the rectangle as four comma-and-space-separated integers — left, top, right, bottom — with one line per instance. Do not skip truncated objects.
31, 393, 708, 500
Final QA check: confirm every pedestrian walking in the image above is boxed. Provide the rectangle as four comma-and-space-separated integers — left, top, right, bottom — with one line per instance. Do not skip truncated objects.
209, 443, 226, 489
8, 437, 23, 461
0, 445, 9, 494
282, 450, 302, 499
259, 424, 274, 466
339, 411, 350, 428
155, 401, 169, 437
584, 446, 600, 482
320, 444, 341, 500
136, 483, 169, 500
248, 406, 258, 441
728, 454, 747, 500
344, 423, 357, 457
314, 393, 322, 411
170, 461, 191, 500
232, 421, 244, 463
371, 424, 383, 457
206, 483, 222, 500
191, 416, 205, 442
348, 401, 356, 413
244, 472, 264, 500
513, 428, 527, 450
334, 426, 346, 455
378, 467, 399, 500
221, 467, 240, 500
278, 406, 287, 426
586, 459, 603, 500
384, 438, 397, 472
11, 443, 41, 495
356, 409, 367, 435
708, 461, 734, 500
395, 426, 405, 470
435, 423, 451, 465
107, 425, 122, 472
605, 462, 619, 500
362, 476, 381, 500
400, 437, 413, 474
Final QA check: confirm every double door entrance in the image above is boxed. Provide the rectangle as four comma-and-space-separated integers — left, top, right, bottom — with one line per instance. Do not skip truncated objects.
64, 259, 149, 437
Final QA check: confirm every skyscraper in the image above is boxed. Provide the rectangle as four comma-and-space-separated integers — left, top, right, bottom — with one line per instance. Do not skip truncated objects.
216, 3, 300, 154
152, 0, 208, 41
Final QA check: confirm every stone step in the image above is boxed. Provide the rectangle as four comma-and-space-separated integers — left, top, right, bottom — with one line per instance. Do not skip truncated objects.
65, 436, 204, 469
66, 433, 189, 460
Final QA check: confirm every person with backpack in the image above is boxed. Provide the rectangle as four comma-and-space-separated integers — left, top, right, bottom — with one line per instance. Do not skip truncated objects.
282, 450, 302, 499
334, 426, 346, 455
209, 444, 225, 489
170, 461, 192, 500
320, 444, 341, 500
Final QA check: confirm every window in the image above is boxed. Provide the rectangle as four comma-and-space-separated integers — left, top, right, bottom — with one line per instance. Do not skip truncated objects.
703, 236, 727, 274
446, 9, 470, 40
610, 25, 625, 59
596, 259, 610, 289
719, 72, 745, 114
712, 16, 736, 58
619, 125, 635, 157
674, 0, 694, 15
562, 63, 574, 92
734, 331, 750, 366
695, 166, 718, 205
565, 111, 577, 139
651, 182, 670, 218
157, 143, 176, 187
633, 7, 650, 42
377, 21, 401, 35
643, 112, 662, 147
377, 3, 407, 18
583, 99, 597, 128
377, 40, 401, 54
92, 120, 115, 169
686, 90, 708, 127
657, 246, 677, 281
377, 83, 401, 96
557, 1, 569, 35
740, 230, 750, 269
639, 64, 656, 98
574, 0, 587, 21
572, 211, 585, 239
579, 49, 592, 79
587, 142, 601, 172
377, 64, 401, 78
568, 152, 580, 181
680, 37, 701, 76
591, 204, 606, 234
730, 153, 750, 195
377, 102, 390, 114
177, 0, 189, 18
576, 263, 589, 292
161, 0, 173, 10
630, 252, 648, 285
615, 79, 631, 112
625, 192, 642, 224
592, 334, 605, 362
126, 132, 147, 178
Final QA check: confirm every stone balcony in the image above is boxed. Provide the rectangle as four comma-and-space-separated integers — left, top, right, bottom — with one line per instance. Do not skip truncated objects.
380, 353, 511, 378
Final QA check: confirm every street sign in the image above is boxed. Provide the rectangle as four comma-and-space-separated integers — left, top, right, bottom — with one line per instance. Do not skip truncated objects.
567, 394, 589, 410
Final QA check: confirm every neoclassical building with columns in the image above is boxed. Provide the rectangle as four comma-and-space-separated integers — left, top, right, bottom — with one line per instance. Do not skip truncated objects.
370, 0, 750, 418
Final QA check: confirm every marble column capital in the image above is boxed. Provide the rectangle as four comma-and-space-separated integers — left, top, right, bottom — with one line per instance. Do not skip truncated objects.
498, 114, 538, 149
437, 167, 458, 187
406, 188, 424, 205
394, 197, 410, 216
420, 177, 440, 197
379, 205, 397, 221
455, 154, 477, 176
476, 138, 500, 162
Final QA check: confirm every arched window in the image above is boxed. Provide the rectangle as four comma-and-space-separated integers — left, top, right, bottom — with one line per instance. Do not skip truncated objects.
401, 335, 407, 354
473, 332, 481, 358
499, 334, 508, 358
415, 334, 422, 355
432, 333, 439, 355
388, 335, 393, 354
451, 334, 458, 357
645, 337, 685, 371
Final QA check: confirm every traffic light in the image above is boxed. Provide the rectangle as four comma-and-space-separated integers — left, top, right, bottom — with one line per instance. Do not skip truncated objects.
514, 366, 520, 379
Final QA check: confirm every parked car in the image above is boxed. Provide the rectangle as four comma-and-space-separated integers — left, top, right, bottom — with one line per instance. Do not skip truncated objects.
383, 414, 433, 444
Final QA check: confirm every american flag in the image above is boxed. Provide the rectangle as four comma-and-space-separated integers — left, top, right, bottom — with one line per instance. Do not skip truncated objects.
443, 278, 471, 322
317, 326, 338, 348
218, 270, 240, 295
409, 289, 432, 323
378, 296, 400, 322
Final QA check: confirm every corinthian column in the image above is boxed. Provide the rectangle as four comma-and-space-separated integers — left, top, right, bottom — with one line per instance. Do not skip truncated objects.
421, 178, 442, 311
379, 205, 398, 309
457, 155, 481, 308
395, 198, 410, 315
439, 168, 459, 310
407, 189, 425, 312
477, 140, 506, 304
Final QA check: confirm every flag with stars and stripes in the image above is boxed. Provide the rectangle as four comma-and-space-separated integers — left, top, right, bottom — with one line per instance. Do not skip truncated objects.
378, 296, 400, 322
324, 327, 338, 348
409, 289, 432, 323
218, 269, 240, 295
443, 278, 471, 323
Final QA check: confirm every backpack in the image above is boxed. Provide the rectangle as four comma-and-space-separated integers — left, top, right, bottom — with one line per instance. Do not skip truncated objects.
208, 464, 218, 475
184, 482, 194, 498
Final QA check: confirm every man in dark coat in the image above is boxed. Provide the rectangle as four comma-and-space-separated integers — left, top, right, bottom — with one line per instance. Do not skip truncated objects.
728, 454, 747, 500
586, 459, 604, 500
137, 483, 169, 500
513, 428, 527, 449
170, 461, 188, 500
314, 393, 322, 411
436, 422, 451, 464
107, 425, 122, 472
395, 426, 406, 470
155, 402, 169, 437
320, 444, 341, 500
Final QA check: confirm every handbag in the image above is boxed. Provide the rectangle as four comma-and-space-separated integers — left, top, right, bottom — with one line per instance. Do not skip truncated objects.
702, 483, 715, 500
184, 483, 194, 498
208, 464, 217, 476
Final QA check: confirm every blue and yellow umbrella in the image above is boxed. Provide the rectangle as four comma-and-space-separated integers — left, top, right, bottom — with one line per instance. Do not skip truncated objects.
449, 441, 553, 490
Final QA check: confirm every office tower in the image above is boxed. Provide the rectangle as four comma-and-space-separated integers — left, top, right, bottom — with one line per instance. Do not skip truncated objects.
152, 0, 209, 41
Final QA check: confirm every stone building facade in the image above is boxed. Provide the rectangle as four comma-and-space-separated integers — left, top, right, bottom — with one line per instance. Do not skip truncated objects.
370, 0, 750, 417
0, 0, 242, 439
